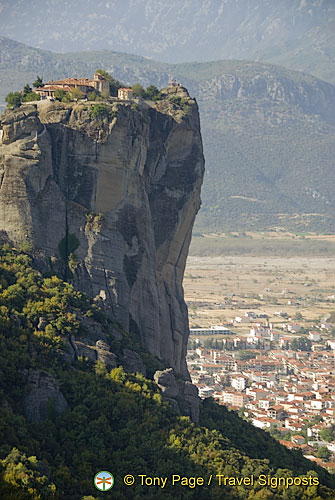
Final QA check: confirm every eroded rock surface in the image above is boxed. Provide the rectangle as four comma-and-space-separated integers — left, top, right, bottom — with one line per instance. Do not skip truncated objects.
154, 367, 200, 423
23, 370, 68, 422
178, 381, 200, 424
154, 368, 179, 398
0, 88, 204, 378
122, 348, 146, 376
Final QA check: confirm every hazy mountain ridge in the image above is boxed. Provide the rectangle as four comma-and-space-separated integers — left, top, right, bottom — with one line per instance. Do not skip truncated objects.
0, 0, 334, 83
1, 37, 335, 233
1, 38, 334, 122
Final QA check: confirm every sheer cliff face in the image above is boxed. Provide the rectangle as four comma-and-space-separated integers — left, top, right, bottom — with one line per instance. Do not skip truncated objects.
0, 88, 204, 378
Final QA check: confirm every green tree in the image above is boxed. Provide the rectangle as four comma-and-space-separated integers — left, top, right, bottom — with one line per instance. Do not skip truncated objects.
100, 90, 110, 99
22, 84, 32, 96
54, 89, 66, 101
94, 360, 107, 376
5, 92, 22, 108
238, 406, 246, 418
237, 350, 256, 361
310, 415, 323, 425
291, 337, 312, 351
320, 427, 334, 443
90, 103, 109, 120
68, 87, 83, 101
252, 489, 275, 499
87, 91, 97, 101
131, 83, 145, 98
1, 448, 56, 499
32, 76, 43, 88
317, 446, 331, 461
204, 338, 214, 348
22, 92, 41, 102
144, 85, 160, 100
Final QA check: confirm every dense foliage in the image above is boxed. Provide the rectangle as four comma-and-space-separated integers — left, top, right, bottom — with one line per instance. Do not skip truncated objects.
89, 103, 112, 121
0, 245, 334, 499
5, 82, 42, 107
290, 338, 312, 352
131, 83, 161, 101
5, 92, 22, 108
32, 76, 43, 88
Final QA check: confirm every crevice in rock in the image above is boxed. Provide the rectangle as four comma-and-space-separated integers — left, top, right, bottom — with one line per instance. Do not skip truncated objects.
0, 167, 4, 190
68, 335, 78, 361
103, 267, 117, 321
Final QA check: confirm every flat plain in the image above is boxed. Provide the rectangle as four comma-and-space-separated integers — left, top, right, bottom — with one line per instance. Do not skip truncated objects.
184, 233, 335, 333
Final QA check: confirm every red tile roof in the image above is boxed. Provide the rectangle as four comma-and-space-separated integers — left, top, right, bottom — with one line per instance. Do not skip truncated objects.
35, 85, 73, 92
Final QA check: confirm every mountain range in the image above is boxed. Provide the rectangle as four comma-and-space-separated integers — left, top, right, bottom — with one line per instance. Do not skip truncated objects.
0, 0, 334, 84
1, 36, 335, 232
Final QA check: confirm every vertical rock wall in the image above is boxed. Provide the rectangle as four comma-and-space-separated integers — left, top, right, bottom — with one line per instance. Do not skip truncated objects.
0, 87, 204, 378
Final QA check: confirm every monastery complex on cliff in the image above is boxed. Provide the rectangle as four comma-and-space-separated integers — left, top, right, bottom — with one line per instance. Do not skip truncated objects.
34, 73, 134, 100
34, 73, 110, 98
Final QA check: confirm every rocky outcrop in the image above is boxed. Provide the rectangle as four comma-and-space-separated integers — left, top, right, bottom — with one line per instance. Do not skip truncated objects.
0, 89, 204, 379
96, 340, 117, 368
178, 381, 200, 424
122, 349, 146, 376
23, 370, 68, 422
61, 314, 118, 368
154, 368, 200, 423
154, 368, 179, 398
70, 338, 118, 368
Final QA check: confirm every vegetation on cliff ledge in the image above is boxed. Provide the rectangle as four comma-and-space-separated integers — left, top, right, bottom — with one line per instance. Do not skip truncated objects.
0, 245, 334, 499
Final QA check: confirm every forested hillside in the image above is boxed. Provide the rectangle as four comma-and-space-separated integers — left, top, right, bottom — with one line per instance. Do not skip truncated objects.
1, 245, 334, 499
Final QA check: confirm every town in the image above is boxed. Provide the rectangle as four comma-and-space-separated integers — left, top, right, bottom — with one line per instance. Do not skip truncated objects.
185, 245, 335, 473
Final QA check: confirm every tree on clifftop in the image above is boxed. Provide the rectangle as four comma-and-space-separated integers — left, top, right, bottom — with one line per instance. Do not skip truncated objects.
54, 89, 66, 101
33, 76, 43, 88
145, 84, 160, 100
23, 83, 32, 96
131, 83, 145, 97
68, 87, 83, 101
5, 92, 22, 108
22, 83, 40, 103
131, 83, 161, 100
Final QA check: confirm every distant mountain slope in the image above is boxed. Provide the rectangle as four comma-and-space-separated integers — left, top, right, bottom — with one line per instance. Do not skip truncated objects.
1, 38, 335, 233
0, 0, 334, 83
188, 62, 335, 233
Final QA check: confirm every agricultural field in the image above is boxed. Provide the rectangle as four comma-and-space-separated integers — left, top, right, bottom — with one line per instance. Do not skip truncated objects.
185, 232, 335, 334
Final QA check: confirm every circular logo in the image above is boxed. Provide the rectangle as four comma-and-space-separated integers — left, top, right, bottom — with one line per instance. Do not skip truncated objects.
94, 471, 114, 491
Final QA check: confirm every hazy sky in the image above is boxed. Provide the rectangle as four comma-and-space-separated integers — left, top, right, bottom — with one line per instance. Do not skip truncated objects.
0, 0, 333, 67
